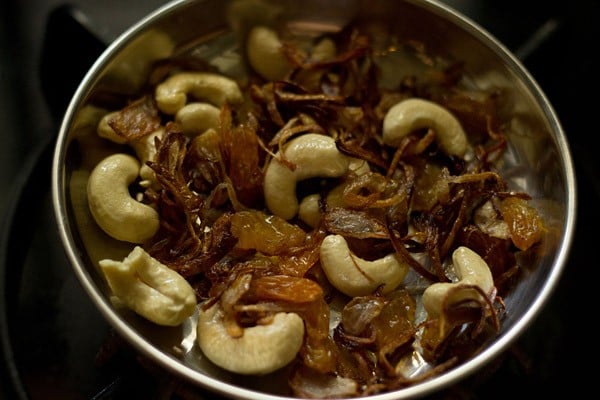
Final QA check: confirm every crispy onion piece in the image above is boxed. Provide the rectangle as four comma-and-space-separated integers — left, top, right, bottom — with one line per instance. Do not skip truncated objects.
147, 123, 204, 256
108, 95, 161, 141
322, 207, 389, 240
219, 105, 264, 208
342, 172, 406, 210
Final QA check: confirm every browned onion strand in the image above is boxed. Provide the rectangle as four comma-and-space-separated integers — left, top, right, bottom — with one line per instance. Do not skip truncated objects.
107, 95, 162, 140
95, 21, 549, 398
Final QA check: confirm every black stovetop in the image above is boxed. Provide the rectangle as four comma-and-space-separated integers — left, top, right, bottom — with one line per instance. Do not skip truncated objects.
1, 1, 598, 399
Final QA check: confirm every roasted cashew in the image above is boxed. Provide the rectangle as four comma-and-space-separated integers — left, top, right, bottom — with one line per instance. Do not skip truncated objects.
131, 128, 164, 189
422, 246, 495, 318
129, 128, 164, 165
97, 111, 128, 144
175, 102, 221, 136
298, 194, 322, 228
310, 37, 336, 62
99, 246, 196, 326
246, 25, 338, 82
263, 133, 356, 220
96, 111, 163, 189
382, 98, 469, 157
155, 72, 244, 115
246, 25, 293, 81
196, 302, 304, 375
96, 112, 163, 161
319, 234, 409, 297
87, 153, 159, 243
474, 200, 510, 239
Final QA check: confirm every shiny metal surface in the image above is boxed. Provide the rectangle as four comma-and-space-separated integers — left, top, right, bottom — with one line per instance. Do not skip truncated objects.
51, 0, 576, 398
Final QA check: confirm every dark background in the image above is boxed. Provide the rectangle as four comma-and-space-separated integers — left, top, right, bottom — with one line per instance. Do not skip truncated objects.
1, 1, 598, 398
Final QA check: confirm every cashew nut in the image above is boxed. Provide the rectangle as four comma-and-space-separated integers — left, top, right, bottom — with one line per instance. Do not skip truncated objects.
474, 200, 510, 239
246, 25, 293, 81
87, 153, 159, 243
382, 98, 469, 157
422, 246, 495, 318
96, 112, 163, 161
319, 234, 409, 297
155, 72, 244, 115
298, 194, 322, 228
196, 302, 304, 375
128, 128, 163, 164
131, 128, 164, 189
310, 37, 337, 62
246, 25, 338, 82
99, 246, 196, 326
174, 102, 221, 136
263, 133, 355, 220
97, 111, 128, 144
96, 111, 163, 190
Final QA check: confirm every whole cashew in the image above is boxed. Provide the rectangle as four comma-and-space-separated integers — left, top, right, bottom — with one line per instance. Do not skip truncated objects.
422, 246, 495, 318
174, 102, 221, 136
297, 194, 322, 228
96, 111, 163, 190
97, 111, 128, 144
99, 246, 196, 326
96, 112, 164, 161
131, 128, 164, 189
382, 98, 469, 157
263, 133, 355, 220
310, 37, 336, 62
474, 200, 510, 239
246, 25, 337, 82
87, 153, 159, 243
155, 72, 244, 115
96, 111, 163, 167
319, 234, 409, 297
196, 302, 304, 375
128, 128, 164, 170
246, 25, 293, 81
